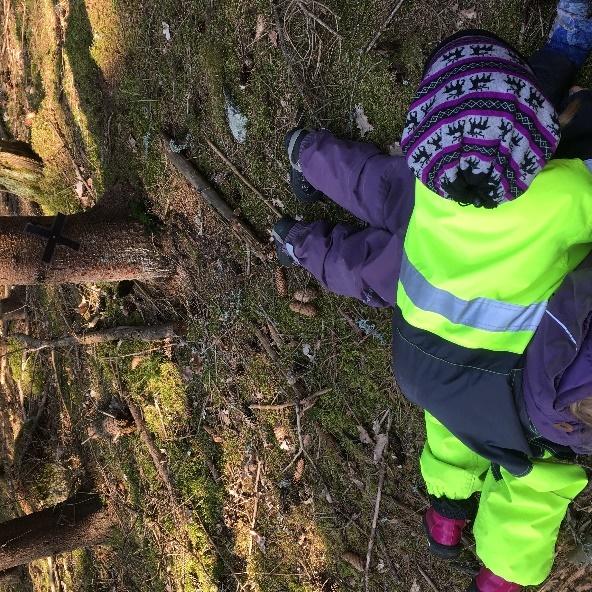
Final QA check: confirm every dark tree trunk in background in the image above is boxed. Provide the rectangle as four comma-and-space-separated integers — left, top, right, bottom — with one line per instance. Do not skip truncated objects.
0, 140, 43, 201
0, 493, 114, 571
0, 209, 172, 285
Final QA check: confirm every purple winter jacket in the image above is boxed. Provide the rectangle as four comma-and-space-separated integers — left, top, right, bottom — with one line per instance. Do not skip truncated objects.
523, 253, 592, 454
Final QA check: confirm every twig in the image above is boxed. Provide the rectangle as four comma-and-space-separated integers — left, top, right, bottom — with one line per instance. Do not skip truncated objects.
10, 323, 180, 352
284, 401, 306, 472
127, 399, 176, 499
248, 459, 263, 556
364, 410, 392, 592
296, 1, 342, 38
417, 564, 441, 592
203, 138, 281, 217
365, 0, 406, 53
162, 134, 268, 261
251, 325, 303, 397
250, 388, 331, 412
338, 308, 364, 336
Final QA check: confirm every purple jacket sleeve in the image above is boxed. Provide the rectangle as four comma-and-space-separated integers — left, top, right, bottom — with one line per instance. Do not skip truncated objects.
523, 253, 592, 453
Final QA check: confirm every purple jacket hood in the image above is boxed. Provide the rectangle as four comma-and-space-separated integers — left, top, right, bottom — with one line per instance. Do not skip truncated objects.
523, 253, 592, 454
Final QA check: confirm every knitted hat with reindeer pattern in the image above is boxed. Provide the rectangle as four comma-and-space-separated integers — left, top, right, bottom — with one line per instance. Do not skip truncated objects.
401, 30, 561, 208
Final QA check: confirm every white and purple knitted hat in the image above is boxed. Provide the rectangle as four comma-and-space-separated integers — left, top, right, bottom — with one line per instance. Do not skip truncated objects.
401, 31, 561, 208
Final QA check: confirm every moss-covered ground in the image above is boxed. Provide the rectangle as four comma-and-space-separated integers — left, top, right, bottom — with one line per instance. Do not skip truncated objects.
0, 0, 591, 591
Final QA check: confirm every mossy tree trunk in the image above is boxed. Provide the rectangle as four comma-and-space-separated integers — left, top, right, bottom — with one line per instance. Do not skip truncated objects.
0, 493, 114, 572
0, 140, 43, 201
0, 208, 172, 285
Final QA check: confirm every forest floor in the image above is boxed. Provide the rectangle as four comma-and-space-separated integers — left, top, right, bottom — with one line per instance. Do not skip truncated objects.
0, 0, 591, 591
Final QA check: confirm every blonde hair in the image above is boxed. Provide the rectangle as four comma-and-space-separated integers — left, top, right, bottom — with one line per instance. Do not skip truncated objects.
570, 398, 592, 428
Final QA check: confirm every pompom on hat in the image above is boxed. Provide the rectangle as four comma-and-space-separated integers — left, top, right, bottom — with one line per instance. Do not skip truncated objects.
401, 31, 561, 208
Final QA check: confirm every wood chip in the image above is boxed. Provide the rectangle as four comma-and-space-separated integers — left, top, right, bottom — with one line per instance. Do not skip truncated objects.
289, 301, 317, 318
342, 551, 365, 572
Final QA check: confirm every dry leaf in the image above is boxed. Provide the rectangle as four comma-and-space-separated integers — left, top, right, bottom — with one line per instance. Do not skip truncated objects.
354, 104, 374, 137
357, 425, 373, 445
274, 426, 293, 452
342, 551, 365, 572
293, 457, 305, 483
268, 30, 278, 47
255, 14, 267, 41
131, 356, 144, 370
289, 301, 317, 318
373, 433, 388, 463
275, 267, 288, 297
203, 424, 224, 444
293, 288, 318, 303
191, 353, 204, 374
274, 426, 288, 441
351, 478, 365, 491
77, 298, 89, 317
250, 530, 267, 554
220, 409, 231, 426
181, 366, 194, 383
86, 315, 100, 329
162, 21, 171, 41
459, 8, 477, 20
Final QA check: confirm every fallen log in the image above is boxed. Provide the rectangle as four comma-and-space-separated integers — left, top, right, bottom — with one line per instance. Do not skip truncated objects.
10, 323, 180, 351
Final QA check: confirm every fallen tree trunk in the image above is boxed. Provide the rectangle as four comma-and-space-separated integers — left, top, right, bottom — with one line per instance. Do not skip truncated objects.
10, 323, 180, 351
0, 493, 113, 572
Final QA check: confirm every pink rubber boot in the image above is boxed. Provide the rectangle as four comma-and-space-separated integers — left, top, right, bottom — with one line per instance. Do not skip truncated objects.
423, 506, 468, 559
468, 568, 522, 592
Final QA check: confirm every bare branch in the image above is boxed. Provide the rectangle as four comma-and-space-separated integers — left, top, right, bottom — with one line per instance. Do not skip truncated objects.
10, 323, 180, 352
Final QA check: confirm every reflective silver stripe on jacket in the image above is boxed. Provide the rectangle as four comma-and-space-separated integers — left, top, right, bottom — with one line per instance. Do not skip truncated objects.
400, 253, 547, 333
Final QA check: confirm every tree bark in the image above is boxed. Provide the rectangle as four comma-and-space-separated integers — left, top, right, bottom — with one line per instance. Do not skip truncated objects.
0, 209, 172, 285
0, 493, 114, 572
0, 141, 43, 201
